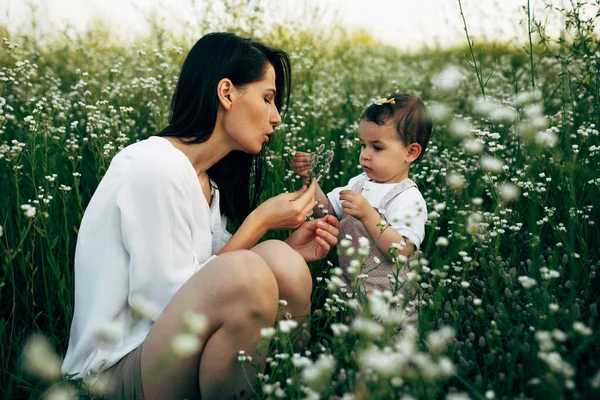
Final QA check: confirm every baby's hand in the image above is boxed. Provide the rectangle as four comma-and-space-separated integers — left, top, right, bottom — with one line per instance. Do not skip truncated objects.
291, 151, 311, 185
339, 190, 375, 222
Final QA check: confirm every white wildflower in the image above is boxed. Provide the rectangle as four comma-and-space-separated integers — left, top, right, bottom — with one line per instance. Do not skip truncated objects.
436, 236, 449, 247
484, 390, 495, 399
515, 90, 542, 105
391, 377, 404, 387
428, 103, 450, 122
22, 334, 62, 381
358, 236, 370, 249
538, 352, 574, 378
301, 354, 336, 391
95, 321, 123, 343
573, 321, 592, 336
279, 319, 298, 333
438, 356, 456, 376
358, 345, 402, 378
426, 326, 456, 353
43, 384, 78, 400
466, 212, 484, 234
449, 119, 473, 140
518, 276, 537, 289
129, 295, 159, 320
434, 65, 464, 91
183, 311, 208, 335
84, 373, 111, 396
497, 182, 521, 202
340, 238, 352, 248
591, 369, 600, 388
171, 333, 200, 358
552, 329, 567, 342
447, 173, 466, 190
21, 204, 37, 218
331, 323, 350, 336
434, 202, 446, 212
351, 317, 384, 339
327, 276, 346, 291
535, 130, 558, 147
261, 327, 276, 339
480, 155, 504, 174
489, 105, 517, 122
463, 138, 484, 154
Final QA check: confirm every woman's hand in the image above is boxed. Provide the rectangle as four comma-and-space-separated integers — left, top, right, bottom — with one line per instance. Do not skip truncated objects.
285, 215, 340, 262
252, 180, 317, 231
291, 151, 311, 185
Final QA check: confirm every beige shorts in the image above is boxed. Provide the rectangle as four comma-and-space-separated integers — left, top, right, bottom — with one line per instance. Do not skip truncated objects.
105, 345, 145, 400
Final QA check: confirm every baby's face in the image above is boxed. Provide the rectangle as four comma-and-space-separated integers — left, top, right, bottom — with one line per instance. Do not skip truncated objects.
358, 120, 411, 184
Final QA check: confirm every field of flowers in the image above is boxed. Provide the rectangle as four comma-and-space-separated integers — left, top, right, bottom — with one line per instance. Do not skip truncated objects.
1, 0, 599, 398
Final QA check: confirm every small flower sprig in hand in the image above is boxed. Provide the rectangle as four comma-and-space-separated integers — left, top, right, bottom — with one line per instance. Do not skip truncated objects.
308, 145, 333, 183
293, 141, 335, 186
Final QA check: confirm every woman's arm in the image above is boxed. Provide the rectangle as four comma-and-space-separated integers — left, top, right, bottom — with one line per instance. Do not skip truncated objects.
216, 181, 317, 255
118, 162, 200, 318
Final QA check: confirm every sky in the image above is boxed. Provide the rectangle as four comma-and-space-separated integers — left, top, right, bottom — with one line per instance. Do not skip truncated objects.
0, 0, 592, 50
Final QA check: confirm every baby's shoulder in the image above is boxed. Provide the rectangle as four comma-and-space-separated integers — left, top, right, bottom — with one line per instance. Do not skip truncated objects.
345, 172, 369, 189
387, 186, 427, 212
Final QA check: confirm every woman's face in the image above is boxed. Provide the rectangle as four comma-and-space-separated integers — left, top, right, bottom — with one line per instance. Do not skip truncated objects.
222, 63, 282, 154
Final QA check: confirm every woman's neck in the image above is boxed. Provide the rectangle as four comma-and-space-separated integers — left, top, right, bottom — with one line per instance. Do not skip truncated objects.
166, 131, 232, 177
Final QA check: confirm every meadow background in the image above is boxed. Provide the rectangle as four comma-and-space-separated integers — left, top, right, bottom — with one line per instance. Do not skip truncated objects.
1, 0, 599, 398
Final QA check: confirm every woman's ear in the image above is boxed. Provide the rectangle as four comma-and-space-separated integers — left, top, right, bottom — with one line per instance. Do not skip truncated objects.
217, 78, 235, 110
406, 143, 422, 162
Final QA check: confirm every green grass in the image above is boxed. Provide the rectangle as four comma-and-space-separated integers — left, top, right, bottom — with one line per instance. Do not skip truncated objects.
1, 0, 599, 398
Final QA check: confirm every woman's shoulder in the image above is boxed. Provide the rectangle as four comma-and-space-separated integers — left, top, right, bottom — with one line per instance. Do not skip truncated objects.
113, 136, 189, 175
108, 136, 193, 192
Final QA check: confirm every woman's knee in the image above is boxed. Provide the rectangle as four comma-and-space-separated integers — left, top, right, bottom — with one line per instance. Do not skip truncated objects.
254, 240, 313, 308
187, 250, 280, 325
218, 250, 280, 319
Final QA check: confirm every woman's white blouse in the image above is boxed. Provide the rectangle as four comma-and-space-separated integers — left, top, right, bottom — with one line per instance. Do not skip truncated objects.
62, 136, 230, 377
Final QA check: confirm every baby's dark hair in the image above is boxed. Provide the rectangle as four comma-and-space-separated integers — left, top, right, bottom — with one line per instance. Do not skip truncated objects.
361, 93, 432, 162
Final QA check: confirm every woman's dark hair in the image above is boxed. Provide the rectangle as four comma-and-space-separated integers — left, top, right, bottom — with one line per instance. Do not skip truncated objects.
158, 32, 291, 224
361, 93, 432, 162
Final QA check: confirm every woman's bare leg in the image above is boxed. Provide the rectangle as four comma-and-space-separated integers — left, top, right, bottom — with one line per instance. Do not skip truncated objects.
140, 250, 279, 400
250, 240, 312, 333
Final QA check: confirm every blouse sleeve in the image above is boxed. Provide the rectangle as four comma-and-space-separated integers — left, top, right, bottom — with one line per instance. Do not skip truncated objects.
386, 189, 428, 249
116, 161, 199, 320
327, 173, 367, 219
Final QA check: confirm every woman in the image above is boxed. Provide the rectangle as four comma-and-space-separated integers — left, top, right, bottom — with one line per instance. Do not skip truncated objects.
62, 32, 340, 399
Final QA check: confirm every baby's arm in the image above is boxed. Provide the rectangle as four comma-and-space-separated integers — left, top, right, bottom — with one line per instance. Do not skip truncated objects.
338, 190, 414, 260
292, 151, 334, 218
313, 183, 334, 218
360, 208, 414, 260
